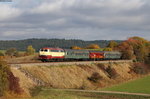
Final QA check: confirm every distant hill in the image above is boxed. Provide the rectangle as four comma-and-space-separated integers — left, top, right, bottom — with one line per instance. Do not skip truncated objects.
0, 38, 123, 51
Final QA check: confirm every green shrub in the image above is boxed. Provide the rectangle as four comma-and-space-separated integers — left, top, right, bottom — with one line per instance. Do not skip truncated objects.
29, 86, 42, 97
96, 63, 106, 71
88, 72, 102, 83
106, 66, 118, 79
131, 63, 149, 75
133, 66, 147, 74
0, 52, 4, 56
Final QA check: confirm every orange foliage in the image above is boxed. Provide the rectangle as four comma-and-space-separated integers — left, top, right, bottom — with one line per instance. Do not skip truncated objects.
116, 36, 150, 62
117, 42, 135, 60
107, 41, 118, 49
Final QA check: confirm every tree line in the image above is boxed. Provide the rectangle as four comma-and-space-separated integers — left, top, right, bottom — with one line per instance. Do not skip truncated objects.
71, 37, 150, 63
0, 38, 122, 51
0, 45, 35, 57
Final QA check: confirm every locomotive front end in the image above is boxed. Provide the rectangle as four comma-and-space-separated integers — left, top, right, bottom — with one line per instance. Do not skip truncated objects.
39, 47, 65, 62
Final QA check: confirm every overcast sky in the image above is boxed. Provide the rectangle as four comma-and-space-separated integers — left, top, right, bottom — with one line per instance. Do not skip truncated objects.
0, 0, 150, 40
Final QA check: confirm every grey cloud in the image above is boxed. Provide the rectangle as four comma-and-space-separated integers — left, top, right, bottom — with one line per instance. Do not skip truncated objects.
0, 0, 150, 40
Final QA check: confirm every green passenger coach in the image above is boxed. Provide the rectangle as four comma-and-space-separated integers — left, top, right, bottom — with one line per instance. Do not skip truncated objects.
64, 49, 89, 59
104, 51, 122, 59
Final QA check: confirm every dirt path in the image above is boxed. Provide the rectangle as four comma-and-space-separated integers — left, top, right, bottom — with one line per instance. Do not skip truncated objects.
44, 89, 150, 97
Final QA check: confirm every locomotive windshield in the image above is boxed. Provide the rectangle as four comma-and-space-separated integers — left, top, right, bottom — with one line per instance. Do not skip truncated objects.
40, 49, 48, 52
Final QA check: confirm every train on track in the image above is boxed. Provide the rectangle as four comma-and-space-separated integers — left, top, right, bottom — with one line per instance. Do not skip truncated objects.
39, 47, 122, 62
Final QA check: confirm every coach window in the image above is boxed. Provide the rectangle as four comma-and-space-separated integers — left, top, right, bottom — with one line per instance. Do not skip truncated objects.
59, 50, 64, 52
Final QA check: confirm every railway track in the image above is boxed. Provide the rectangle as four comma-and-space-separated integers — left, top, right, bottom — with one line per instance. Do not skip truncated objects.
10, 60, 132, 67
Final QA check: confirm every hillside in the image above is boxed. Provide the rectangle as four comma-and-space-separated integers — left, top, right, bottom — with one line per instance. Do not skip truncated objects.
0, 39, 122, 51
11, 61, 145, 97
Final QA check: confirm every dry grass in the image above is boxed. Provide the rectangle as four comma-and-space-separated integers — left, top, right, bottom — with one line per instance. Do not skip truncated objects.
17, 62, 137, 91
5, 54, 40, 64
21, 65, 94, 89
10, 61, 147, 98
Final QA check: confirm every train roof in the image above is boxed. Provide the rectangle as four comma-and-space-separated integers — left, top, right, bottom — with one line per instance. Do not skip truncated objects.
64, 49, 89, 52
40, 47, 64, 50
89, 50, 121, 53
40, 47, 121, 54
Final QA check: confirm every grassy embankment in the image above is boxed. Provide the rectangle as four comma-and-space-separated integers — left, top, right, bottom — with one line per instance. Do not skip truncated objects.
102, 75, 150, 94
9, 75, 150, 99
15, 62, 134, 89
10, 60, 150, 99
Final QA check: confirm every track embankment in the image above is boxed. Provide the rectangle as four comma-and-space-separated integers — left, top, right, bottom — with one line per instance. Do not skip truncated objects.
10, 60, 132, 67
11, 60, 138, 96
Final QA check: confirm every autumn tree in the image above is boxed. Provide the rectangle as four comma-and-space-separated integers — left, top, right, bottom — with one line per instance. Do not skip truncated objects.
0, 61, 23, 96
86, 44, 100, 49
146, 53, 150, 64
26, 45, 35, 55
103, 48, 112, 51
117, 42, 135, 60
0, 61, 9, 96
116, 36, 150, 62
107, 41, 118, 49
5, 48, 19, 57
127, 37, 150, 62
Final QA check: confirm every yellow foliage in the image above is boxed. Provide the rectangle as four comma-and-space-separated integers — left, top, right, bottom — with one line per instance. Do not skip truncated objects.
107, 41, 118, 49
86, 44, 100, 49
103, 48, 112, 51
71, 46, 82, 50
26, 45, 35, 55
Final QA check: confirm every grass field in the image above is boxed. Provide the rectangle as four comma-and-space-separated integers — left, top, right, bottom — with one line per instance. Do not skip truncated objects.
8, 88, 149, 99
0, 50, 25, 54
102, 75, 150, 94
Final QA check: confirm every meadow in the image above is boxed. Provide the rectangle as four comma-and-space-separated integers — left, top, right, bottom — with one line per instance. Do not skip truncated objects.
0, 50, 5, 53
102, 75, 150, 94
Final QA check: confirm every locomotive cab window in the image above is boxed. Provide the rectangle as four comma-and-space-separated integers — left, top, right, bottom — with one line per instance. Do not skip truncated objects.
44, 49, 48, 52
40, 49, 48, 52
